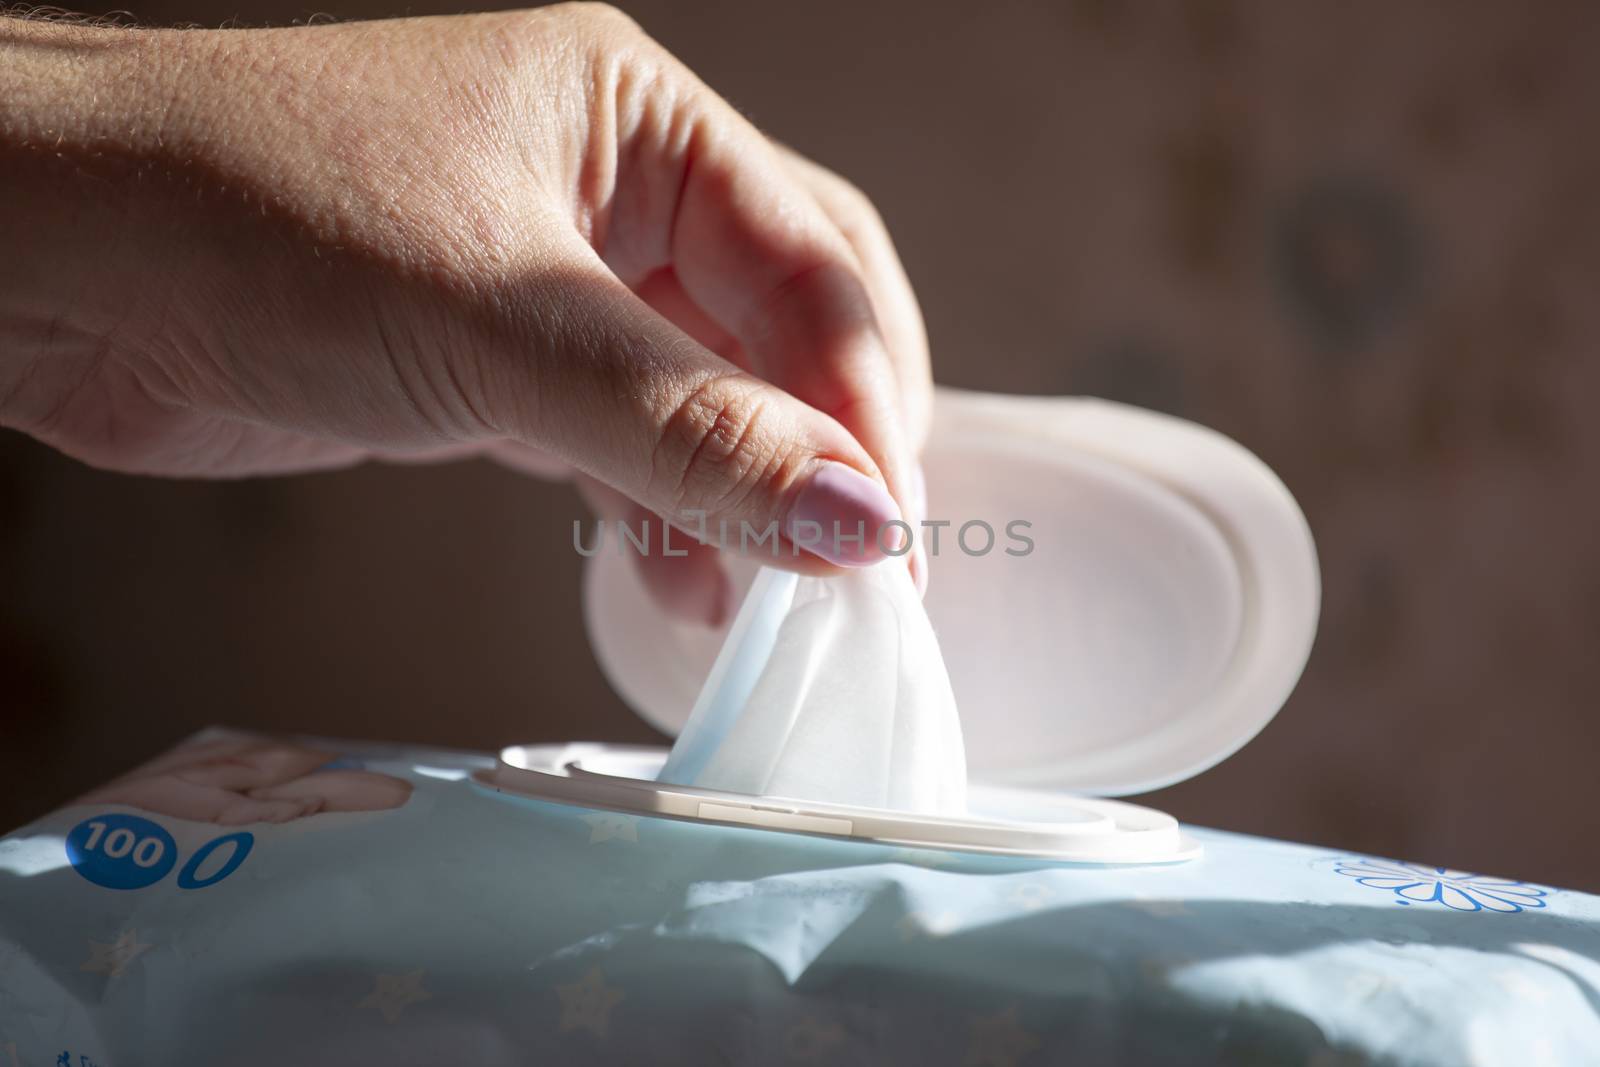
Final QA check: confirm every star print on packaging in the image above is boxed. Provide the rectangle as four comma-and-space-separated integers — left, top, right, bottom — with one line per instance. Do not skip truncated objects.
785, 1017, 845, 1061
556, 966, 625, 1038
580, 812, 639, 844
359, 969, 431, 1024
80, 929, 151, 978
965, 1006, 1039, 1067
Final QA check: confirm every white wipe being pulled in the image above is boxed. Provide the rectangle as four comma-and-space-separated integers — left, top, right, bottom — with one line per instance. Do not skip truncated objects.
657, 562, 967, 814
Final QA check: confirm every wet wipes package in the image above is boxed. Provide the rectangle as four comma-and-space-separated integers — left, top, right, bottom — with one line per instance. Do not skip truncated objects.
11, 390, 1590, 1063
3, 729, 1600, 1067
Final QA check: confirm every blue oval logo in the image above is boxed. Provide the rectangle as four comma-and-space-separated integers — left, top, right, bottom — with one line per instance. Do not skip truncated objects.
66, 814, 178, 890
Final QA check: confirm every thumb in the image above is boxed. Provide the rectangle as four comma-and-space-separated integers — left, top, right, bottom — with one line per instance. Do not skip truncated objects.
510, 257, 908, 571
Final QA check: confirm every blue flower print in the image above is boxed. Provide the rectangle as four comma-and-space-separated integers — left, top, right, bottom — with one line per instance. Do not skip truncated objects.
1334, 857, 1549, 913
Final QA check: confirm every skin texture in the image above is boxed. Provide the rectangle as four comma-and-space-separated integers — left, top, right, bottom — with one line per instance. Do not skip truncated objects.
0, 6, 931, 623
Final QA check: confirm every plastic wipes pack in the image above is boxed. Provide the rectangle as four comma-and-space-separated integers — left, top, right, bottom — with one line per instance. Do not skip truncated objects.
13, 391, 1585, 1064
4, 730, 1600, 1067
658, 563, 967, 815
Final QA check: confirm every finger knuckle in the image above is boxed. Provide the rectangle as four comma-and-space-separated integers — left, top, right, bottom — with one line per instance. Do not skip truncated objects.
833, 175, 880, 222
802, 162, 879, 227
652, 377, 785, 515
498, 4, 649, 75
560, 2, 647, 44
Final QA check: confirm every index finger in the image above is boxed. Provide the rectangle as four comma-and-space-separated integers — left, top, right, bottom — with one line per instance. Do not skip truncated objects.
602, 67, 917, 544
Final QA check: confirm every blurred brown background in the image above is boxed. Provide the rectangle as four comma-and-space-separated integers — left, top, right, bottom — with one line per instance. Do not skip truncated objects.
4, 0, 1599, 888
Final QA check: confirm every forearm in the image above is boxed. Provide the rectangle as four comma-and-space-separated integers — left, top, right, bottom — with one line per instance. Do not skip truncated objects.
0, 17, 193, 429
0, 14, 501, 437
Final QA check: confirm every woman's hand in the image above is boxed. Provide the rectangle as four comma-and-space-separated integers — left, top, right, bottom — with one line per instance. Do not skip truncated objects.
0, 5, 930, 623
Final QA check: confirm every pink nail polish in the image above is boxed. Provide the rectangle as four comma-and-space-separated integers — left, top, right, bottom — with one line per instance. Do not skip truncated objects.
784, 462, 903, 566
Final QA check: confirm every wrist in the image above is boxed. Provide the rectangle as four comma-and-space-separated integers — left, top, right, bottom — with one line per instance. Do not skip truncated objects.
0, 18, 198, 429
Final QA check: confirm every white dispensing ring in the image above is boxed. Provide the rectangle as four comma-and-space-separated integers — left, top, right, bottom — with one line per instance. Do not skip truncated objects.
476, 744, 1200, 864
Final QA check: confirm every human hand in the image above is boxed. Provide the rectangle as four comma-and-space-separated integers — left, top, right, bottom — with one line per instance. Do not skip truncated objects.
0, 5, 930, 623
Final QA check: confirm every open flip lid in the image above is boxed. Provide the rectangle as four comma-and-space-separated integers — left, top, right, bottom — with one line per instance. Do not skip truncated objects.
582, 390, 1320, 797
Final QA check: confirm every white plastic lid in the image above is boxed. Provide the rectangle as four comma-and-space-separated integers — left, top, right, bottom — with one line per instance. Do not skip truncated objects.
479, 744, 1200, 863
584, 390, 1319, 797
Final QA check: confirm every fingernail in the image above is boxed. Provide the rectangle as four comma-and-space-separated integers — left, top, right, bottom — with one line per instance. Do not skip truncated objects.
785, 461, 903, 566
